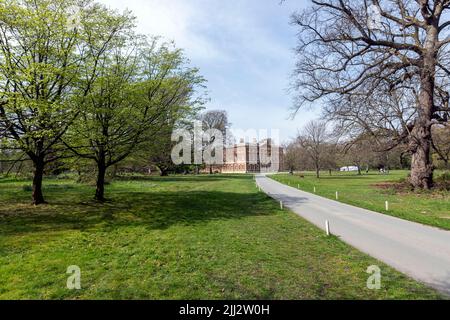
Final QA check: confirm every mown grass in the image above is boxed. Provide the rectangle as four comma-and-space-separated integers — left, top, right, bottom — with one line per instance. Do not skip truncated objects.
271, 170, 450, 230
0, 174, 443, 299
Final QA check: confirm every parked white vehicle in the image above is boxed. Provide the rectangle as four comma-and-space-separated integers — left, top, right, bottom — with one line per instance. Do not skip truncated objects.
340, 166, 359, 172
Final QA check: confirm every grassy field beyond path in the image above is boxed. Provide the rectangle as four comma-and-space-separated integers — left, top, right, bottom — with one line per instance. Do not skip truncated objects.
272, 171, 450, 230
0, 174, 442, 299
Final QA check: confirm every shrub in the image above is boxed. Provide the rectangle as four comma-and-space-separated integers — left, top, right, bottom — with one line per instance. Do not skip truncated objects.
435, 171, 450, 190
22, 185, 32, 192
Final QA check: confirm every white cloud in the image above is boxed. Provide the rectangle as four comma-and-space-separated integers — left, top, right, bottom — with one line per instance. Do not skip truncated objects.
99, 0, 230, 62
98, 0, 312, 142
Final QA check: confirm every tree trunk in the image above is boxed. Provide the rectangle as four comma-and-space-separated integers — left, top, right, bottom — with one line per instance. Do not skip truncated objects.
32, 157, 46, 205
409, 80, 433, 189
357, 166, 361, 175
111, 164, 118, 179
316, 167, 320, 178
409, 123, 433, 189
157, 165, 169, 176
410, 42, 436, 189
95, 157, 107, 202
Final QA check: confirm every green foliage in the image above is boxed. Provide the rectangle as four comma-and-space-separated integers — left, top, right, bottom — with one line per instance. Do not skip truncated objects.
438, 171, 450, 181
0, 0, 141, 203
64, 35, 205, 199
66, 39, 204, 166
435, 171, 450, 191
0, 0, 205, 202
21, 184, 32, 192
0, 0, 105, 155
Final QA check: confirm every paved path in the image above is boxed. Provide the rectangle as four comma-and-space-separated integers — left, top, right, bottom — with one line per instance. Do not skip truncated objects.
256, 174, 450, 295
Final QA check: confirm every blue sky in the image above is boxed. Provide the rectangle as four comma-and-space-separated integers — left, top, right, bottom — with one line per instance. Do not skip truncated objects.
99, 0, 318, 142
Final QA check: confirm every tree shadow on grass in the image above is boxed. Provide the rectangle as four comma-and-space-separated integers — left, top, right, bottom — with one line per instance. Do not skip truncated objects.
114, 174, 252, 183
265, 194, 310, 207
288, 176, 380, 181
0, 190, 278, 236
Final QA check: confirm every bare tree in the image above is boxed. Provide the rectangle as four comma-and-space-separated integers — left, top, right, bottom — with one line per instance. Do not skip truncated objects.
291, 0, 450, 189
282, 140, 313, 172
200, 110, 230, 174
201, 110, 230, 135
298, 120, 330, 178
283, 142, 299, 173
341, 135, 377, 175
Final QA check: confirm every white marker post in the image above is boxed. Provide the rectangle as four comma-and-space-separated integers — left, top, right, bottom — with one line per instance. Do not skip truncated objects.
280, 201, 283, 210
325, 220, 330, 236
385, 201, 389, 211
336, 191, 339, 200
298, 184, 300, 189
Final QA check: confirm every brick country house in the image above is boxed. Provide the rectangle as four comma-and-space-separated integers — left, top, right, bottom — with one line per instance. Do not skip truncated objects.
205, 139, 284, 173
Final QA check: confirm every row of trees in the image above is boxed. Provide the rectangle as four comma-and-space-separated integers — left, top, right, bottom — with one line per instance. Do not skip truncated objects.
0, 0, 205, 203
291, 1, 450, 189
284, 120, 449, 178
117, 109, 230, 176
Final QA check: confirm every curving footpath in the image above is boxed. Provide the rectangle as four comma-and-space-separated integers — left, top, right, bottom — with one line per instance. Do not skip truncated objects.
256, 174, 450, 295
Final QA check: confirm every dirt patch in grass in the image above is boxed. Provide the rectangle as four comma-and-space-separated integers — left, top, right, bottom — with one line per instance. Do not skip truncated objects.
434, 180, 450, 192
373, 180, 449, 194
371, 182, 411, 193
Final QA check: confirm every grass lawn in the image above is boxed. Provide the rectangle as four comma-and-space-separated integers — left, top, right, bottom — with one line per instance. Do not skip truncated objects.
271, 171, 450, 231
0, 174, 443, 299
